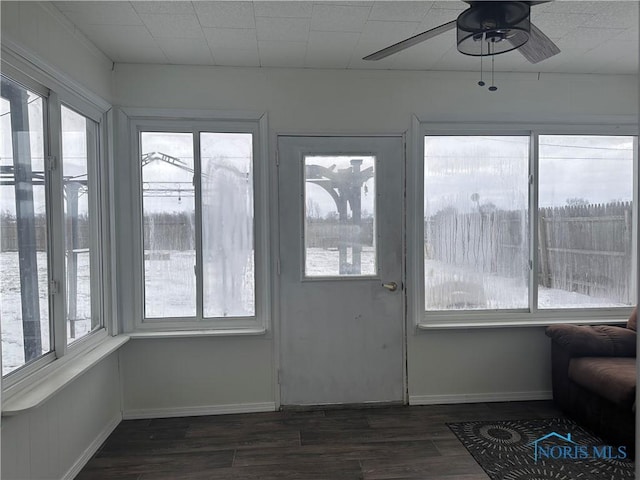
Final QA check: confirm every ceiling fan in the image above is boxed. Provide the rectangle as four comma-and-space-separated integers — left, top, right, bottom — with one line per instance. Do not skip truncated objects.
363, 1, 560, 65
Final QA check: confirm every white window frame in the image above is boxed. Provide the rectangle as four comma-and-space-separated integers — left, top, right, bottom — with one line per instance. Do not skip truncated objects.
1, 47, 114, 401
409, 119, 638, 329
124, 110, 270, 333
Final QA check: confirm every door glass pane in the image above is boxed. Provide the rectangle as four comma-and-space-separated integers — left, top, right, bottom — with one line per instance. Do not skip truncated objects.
424, 136, 529, 310
1, 76, 51, 375
201, 132, 255, 317
61, 105, 98, 344
538, 135, 636, 308
304, 155, 376, 277
141, 132, 196, 318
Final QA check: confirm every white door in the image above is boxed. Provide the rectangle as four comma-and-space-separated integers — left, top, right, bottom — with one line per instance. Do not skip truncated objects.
278, 136, 405, 406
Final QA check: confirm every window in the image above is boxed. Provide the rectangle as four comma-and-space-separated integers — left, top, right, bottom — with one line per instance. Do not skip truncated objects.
424, 136, 529, 310
538, 135, 635, 309
304, 155, 377, 277
1, 74, 106, 379
1, 76, 51, 375
61, 105, 102, 343
141, 132, 196, 318
421, 131, 637, 321
135, 120, 265, 329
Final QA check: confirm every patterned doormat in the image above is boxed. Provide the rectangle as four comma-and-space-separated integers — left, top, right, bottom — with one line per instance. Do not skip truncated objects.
448, 418, 634, 480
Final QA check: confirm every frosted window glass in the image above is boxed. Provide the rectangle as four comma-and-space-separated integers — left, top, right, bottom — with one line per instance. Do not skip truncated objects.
424, 136, 529, 310
538, 135, 635, 309
304, 156, 377, 277
201, 132, 255, 317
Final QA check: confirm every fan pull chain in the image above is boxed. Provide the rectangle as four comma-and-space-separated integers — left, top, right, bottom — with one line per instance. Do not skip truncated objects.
489, 42, 497, 91
478, 33, 485, 87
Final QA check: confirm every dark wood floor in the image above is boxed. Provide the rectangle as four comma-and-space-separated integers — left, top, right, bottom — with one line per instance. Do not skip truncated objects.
77, 400, 565, 480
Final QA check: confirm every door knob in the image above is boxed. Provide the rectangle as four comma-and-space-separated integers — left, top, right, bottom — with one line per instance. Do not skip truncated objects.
382, 282, 398, 292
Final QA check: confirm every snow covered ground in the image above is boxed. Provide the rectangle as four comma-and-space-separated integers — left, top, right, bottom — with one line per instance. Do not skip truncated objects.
2, 249, 629, 375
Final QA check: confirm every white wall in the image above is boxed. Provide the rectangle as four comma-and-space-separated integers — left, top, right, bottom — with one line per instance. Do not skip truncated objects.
1, 1, 113, 102
113, 63, 637, 408
120, 338, 274, 417
1, 354, 121, 480
1, 3, 117, 479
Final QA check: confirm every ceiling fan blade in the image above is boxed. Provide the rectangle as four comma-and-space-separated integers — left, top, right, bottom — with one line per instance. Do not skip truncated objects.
515, 22, 561, 63
363, 20, 456, 61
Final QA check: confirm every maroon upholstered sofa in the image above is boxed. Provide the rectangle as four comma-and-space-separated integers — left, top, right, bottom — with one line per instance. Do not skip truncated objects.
545, 307, 637, 454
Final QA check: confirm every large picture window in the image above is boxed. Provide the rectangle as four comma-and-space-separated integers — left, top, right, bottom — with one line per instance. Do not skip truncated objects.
138, 125, 260, 325
422, 132, 637, 320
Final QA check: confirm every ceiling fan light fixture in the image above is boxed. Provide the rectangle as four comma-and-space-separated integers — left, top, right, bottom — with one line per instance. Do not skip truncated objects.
456, 1, 531, 57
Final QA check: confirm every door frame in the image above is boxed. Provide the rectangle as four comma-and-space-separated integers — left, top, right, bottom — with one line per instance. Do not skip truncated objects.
272, 132, 408, 408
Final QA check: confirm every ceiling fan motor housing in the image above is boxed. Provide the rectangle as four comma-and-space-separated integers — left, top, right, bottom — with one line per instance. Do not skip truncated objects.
457, 1, 531, 56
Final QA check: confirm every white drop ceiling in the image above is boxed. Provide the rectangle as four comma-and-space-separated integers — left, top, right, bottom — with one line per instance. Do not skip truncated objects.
51, 1, 639, 74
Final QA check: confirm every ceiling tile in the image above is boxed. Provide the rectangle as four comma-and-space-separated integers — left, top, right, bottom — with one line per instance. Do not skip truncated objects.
313, 1, 374, 6
360, 20, 421, 42
203, 28, 258, 50
254, 1, 313, 18
256, 17, 310, 42
307, 30, 361, 52
193, 1, 255, 28
50, 0, 638, 74
430, 2, 466, 12
311, 4, 371, 32
258, 41, 307, 67
306, 31, 359, 68
58, 2, 143, 26
582, 9, 639, 29
534, 1, 612, 15
530, 13, 593, 39
417, 7, 459, 31
139, 14, 203, 39
155, 37, 214, 65
212, 47, 260, 67
561, 27, 628, 50
131, 1, 196, 15
368, 2, 433, 22
83, 24, 167, 63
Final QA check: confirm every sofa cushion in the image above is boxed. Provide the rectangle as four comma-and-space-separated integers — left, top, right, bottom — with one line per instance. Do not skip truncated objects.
627, 306, 638, 331
569, 357, 636, 409
546, 324, 636, 357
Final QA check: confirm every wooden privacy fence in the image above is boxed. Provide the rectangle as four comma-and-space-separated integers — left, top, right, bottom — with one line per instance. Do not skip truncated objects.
426, 201, 633, 303
425, 208, 527, 279
538, 202, 633, 303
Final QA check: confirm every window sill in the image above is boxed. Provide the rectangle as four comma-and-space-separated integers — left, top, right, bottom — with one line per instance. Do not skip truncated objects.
2, 336, 129, 416
128, 328, 267, 339
417, 317, 628, 330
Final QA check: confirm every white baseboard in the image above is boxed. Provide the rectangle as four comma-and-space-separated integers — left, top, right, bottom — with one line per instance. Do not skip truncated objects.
409, 391, 553, 405
62, 414, 122, 480
122, 402, 277, 420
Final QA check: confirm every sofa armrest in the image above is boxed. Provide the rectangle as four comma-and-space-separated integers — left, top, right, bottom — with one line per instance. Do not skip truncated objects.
545, 324, 636, 357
